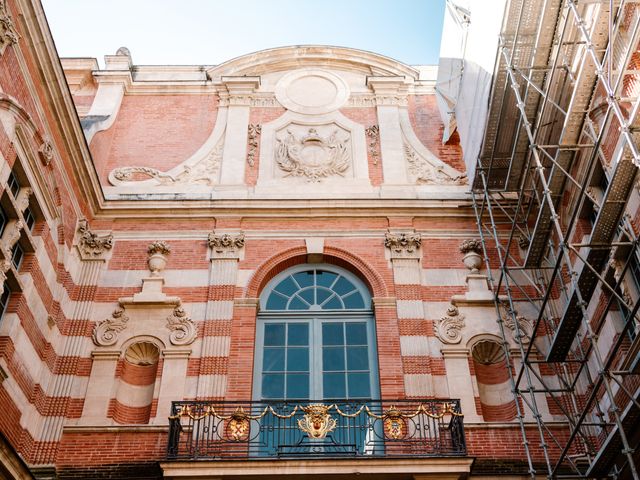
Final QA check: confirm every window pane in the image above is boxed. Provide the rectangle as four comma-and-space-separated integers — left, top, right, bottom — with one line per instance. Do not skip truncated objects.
262, 374, 284, 399
287, 348, 309, 372
322, 296, 343, 310
323, 372, 345, 399
286, 373, 309, 399
346, 323, 368, 345
342, 292, 365, 309
274, 276, 298, 296
322, 323, 344, 345
292, 271, 314, 288
347, 347, 369, 370
264, 324, 285, 346
266, 293, 288, 310
287, 323, 308, 346
316, 287, 332, 305
263, 347, 285, 372
333, 276, 356, 296
323, 346, 345, 371
288, 296, 309, 310
316, 270, 338, 288
348, 373, 371, 398
298, 288, 314, 306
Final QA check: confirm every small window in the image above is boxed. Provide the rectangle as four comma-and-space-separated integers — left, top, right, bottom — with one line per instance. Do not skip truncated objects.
0, 284, 10, 320
11, 243, 23, 270
23, 206, 35, 232
7, 170, 20, 198
0, 206, 6, 237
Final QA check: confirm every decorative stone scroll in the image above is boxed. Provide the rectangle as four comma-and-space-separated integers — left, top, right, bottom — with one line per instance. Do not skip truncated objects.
365, 125, 380, 165
500, 304, 533, 344
275, 128, 350, 182
435, 305, 466, 345
0, 0, 18, 56
247, 124, 261, 167
384, 231, 422, 259
77, 219, 113, 259
208, 232, 245, 259
166, 305, 196, 345
93, 308, 129, 346
405, 144, 466, 185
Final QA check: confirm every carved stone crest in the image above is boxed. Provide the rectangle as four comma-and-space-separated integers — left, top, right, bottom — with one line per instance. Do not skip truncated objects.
435, 305, 466, 344
0, 0, 18, 56
166, 305, 197, 345
384, 231, 422, 259
208, 232, 245, 259
93, 308, 129, 346
275, 128, 350, 182
405, 144, 466, 185
77, 219, 113, 259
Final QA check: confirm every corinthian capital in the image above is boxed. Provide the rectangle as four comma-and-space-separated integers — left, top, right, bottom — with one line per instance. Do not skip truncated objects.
77, 219, 113, 260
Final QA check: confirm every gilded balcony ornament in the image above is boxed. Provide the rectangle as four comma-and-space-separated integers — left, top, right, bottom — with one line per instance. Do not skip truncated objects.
226, 407, 250, 441
383, 406, 406, 439
297, 404, 336, 439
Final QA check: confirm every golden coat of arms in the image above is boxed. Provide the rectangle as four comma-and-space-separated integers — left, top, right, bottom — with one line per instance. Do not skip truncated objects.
275, 127, 350, 182
297, 404, 337, 439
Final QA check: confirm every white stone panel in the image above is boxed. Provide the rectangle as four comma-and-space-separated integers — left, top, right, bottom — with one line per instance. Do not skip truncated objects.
399, 336, 430, 356
203, 336, 230, 357
396, 300, 424, 319
403, 374, 432, 397
236, 269, 254, 288
477, 380, 513, 406
116, 382, 156, 408
392, 263, 422, 285
210, 260, 238, 285
197, 374, 227, 397
421, 268, 467, 286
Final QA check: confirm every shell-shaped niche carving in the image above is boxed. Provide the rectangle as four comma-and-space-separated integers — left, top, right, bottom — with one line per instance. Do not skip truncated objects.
471, 340, 505, 365
125, 341, 160, 366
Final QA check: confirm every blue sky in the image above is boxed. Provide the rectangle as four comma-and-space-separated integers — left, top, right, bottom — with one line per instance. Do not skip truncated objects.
42, 0, 445, 67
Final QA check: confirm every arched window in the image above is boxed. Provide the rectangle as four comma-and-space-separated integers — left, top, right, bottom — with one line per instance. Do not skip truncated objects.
254, 265, 379, 401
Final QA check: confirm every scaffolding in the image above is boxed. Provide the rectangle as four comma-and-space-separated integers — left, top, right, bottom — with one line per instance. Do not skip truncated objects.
474, 0, 640, 478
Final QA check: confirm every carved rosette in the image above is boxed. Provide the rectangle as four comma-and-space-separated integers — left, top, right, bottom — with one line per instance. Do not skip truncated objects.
0, 0, 18, 56
404, 143, 466, 185
208, 232, 245, 259
166, 305, 196, 345
247, 124, 261, 166
435, 305, 466, 344
275, 128, 350, 182
93, 308, 129, 346
384, 231, 422, 259
77, 219, 113, 259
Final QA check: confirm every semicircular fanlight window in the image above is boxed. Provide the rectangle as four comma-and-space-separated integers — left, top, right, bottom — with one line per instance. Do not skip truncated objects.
265, 269, 369, 311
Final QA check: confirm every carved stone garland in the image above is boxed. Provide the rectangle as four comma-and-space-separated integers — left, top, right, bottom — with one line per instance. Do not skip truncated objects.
166, 305, 196, 346
404, 143, 466, 185
93, 308, 129, 346
365, 125, 380, 165
275, 128, 350, 182
77, 219, 113, 258
435, 305, 466, 344
0, 0, 18, 56
247, 124, 261, 167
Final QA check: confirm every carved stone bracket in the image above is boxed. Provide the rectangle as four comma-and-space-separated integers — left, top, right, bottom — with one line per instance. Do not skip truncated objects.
435, 305, 466, 345
1, 219, 22, 259
247, 124, 261, 167
77, 219, 113, 260
166, 305, 196, 345
405, 143, 466, 185
365, 125, 380, 165
208, 231, 245, 259
93, 308, 129, 346
0, 0, 19, 56
15, 187, 32, 214
384, 231, 421, 259
38, 140, 54, 166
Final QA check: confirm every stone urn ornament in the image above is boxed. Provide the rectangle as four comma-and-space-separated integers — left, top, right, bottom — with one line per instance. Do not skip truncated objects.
147, 241, 171, 276
459, 239, 483, 273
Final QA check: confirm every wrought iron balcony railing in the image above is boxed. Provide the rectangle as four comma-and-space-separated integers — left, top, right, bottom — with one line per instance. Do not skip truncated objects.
166, 399, 465, 460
